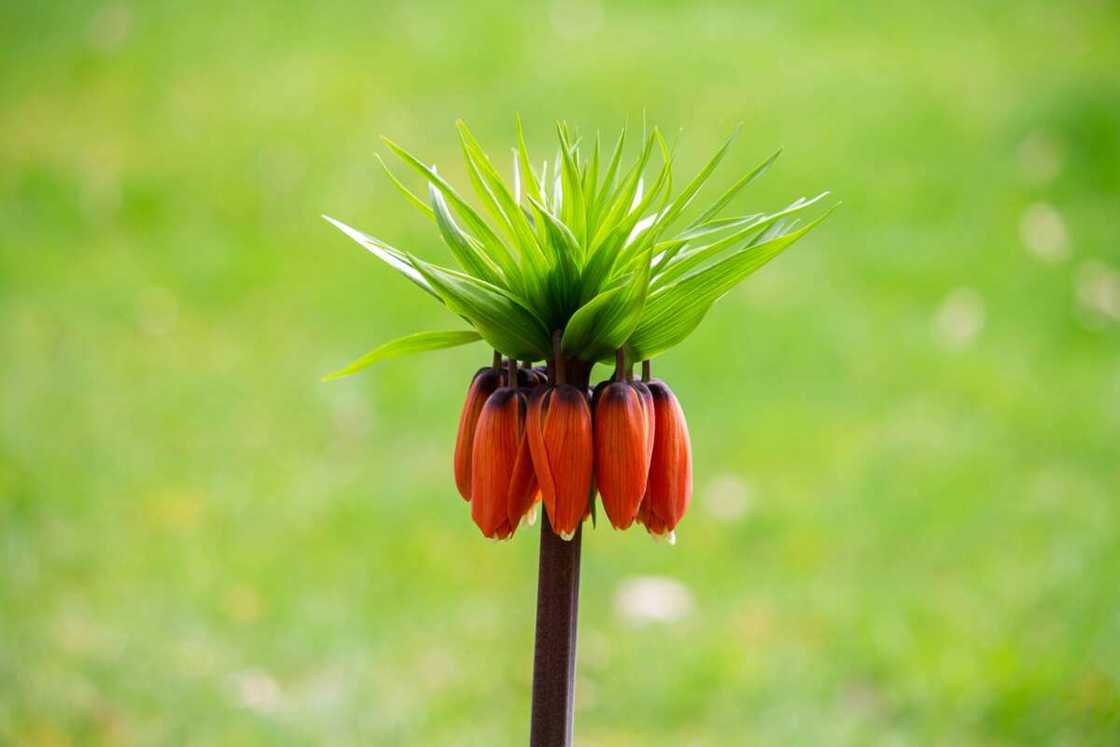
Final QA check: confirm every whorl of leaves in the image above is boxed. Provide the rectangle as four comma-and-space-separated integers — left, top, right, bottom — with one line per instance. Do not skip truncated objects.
324, 119, 834, 381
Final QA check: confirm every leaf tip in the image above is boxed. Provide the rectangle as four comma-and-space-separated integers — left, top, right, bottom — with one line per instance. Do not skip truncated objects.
379, 134, 404, 156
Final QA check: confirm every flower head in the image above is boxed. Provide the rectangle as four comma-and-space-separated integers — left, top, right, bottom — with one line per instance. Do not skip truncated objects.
324, 119, 831, 542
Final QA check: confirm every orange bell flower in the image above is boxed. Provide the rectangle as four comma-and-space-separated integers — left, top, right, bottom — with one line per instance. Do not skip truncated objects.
470, 364, 538, 539
638, 379, 692, 541
453, 359, 505, 501
527, 384, 593, 539
593, 380, 654, 529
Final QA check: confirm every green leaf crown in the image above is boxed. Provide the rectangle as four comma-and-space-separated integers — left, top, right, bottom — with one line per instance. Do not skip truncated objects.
324, 119, 834, 380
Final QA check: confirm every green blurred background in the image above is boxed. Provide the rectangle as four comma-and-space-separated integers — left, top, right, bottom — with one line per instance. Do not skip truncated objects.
2, 1, 1119, 744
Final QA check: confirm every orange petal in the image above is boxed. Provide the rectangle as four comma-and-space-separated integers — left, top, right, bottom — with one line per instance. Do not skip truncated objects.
507, 394, 538, 529
637, 500, 669, 535
632, 380, 656, 464
541, 385, 593, 538
641, 380, 692, 536
470, 388, 521, 539
454, 368, 503, 501
594, 382, 650, 529
527, 387, 557, 518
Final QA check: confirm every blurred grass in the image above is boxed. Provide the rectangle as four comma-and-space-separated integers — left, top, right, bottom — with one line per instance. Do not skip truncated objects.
2, 1, 1119, 745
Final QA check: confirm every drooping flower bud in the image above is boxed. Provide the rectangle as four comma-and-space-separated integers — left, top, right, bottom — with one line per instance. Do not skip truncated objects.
470, 385, 534, 540
453, 362, 504, 501
638, 379, 692, 540
593, 380, 653, 529
527, 384, 593, 539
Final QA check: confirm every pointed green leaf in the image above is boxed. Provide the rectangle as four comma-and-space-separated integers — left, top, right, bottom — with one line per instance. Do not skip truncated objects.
649, 213, 763, 275
688, 148, 781, 228
555, 124, 587, 247
582, 132, 601, 216
652, 193, 830, 289
381, 136, 523, 290
526, 195, 582, 323
322, 215, 441, 302
648, 125, 739, 238
375, 154, 434, 220
456, 121, 549, 273
587, 130, 658, 254
627, 207, 836, 360
323, 330, 482, 382
515, 115, 542, 201
597, 126, 627, 203
408, 255, 552, 361
588, 126, 627, 230
610, 144, 675, 270
429, 184, 506, 286
578, 221, 630, 303
563, 244, 653, 362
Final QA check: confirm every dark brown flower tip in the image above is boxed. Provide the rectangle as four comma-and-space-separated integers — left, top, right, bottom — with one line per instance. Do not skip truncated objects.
638, 380, 692, 540
453, 367, 503, 501
590, 379, 610, 411
593, 381, 653, 529
470, 388, 527, 539
527, 384, 593, 540
499, 364, 540, 390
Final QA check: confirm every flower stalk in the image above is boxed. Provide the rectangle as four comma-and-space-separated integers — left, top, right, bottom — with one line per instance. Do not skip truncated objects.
531, 509, 581, 747
322, 119, 832, 745
530, 353, 591, 747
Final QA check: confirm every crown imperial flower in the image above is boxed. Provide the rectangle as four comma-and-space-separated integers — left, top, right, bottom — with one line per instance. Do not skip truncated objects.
322, 118, 832, 745
324, 119, 831, 543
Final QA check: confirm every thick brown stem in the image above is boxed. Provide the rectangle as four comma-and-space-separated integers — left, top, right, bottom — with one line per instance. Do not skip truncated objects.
529, 355, 589, 746
530, 511, 582, 747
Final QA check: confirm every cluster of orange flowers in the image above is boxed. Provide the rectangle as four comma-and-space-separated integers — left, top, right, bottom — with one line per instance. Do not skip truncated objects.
454, 353, 692, 542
